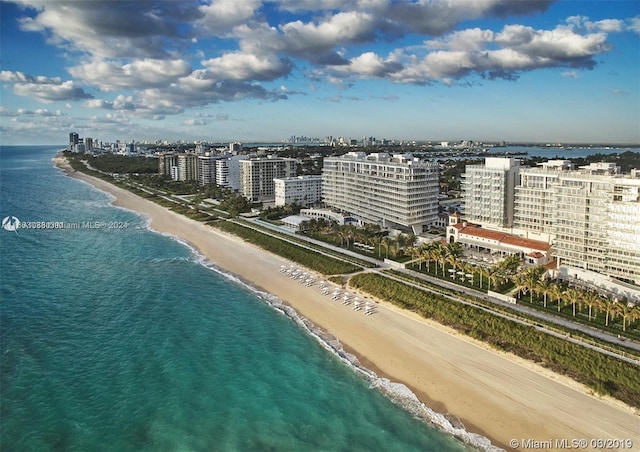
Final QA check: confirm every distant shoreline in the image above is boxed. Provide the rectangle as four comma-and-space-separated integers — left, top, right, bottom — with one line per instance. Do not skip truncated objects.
54, 154, 640, 451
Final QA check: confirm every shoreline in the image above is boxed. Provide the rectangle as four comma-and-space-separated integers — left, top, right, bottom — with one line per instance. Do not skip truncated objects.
54, 156, 639, 451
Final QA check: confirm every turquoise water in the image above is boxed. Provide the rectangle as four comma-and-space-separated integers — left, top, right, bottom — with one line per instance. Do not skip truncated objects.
0, 146, 476, 451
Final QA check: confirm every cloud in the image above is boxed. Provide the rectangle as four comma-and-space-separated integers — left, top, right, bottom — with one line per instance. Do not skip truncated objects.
322, 22, 613, 85
69, 58, 192, 91
562, 71, 579, 79
184, 118, 207, 126
201, 52, 292, 81
196, 0, 260, 35
15, 0, 202, 58
84, 95, 137, 111
4, 0, 633, 123
1, 70, 92, 103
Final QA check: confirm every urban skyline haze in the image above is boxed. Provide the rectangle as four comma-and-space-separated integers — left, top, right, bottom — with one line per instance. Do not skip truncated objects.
1, 0, 639, 145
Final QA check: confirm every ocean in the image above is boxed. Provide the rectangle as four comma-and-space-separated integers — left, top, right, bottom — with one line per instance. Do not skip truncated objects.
0, 145, 474, 451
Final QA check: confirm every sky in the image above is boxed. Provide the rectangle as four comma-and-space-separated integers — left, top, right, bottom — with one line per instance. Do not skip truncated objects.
0, 0, 639, 145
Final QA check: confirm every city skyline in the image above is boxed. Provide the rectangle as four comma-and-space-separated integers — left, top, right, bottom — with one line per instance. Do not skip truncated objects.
1, 0, 639, 145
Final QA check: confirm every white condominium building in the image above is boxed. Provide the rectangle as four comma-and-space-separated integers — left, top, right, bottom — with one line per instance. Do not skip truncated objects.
240, 156, 297, 202
216, 155, 247, 191
462, 157, 520, 228
322, 152, 439, 234
513, 161, 639, 286
552, 167, 640, 285
274, 175, 322, 207
198, 155, 219, 186
514, 160, 573, 240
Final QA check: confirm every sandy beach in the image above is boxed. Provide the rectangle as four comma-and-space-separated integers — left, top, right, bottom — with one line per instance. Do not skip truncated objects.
56, 157, 639, 451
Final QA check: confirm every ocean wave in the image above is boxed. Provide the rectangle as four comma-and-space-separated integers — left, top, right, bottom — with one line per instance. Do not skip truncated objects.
133, 220, 501, 451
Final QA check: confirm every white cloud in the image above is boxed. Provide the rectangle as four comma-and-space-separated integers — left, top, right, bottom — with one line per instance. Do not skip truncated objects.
1, 71, 92, 103
184, 118, 207, 126
69, 59, 191, 91
562, 71, 579, 79
201, 52, 292, 81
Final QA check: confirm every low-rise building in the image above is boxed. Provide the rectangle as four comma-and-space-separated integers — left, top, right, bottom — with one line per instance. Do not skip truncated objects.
274, 175, 322, 207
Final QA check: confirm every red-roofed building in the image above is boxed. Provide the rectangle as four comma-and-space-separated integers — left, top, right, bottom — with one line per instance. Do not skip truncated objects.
447, 215, 552, 266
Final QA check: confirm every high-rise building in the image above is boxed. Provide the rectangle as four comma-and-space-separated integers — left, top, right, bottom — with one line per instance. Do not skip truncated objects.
177, 154, 198, 182
198, 155, 218, 186
240, 156, 297, 202
514, 160, 573, 241
216, 155, 247, 191
462, 157, 520, 228
274, 175, 323, 207
322, 152, 439, 234
159, 153, 178, 178
550, 165, 640, 285
511, 161, 639, 286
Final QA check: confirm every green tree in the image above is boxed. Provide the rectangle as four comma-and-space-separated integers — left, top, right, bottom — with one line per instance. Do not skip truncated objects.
536, 278, 553, 308
563, 288, 582, 317
581, 291, 600, 322
550, 283, 564, 312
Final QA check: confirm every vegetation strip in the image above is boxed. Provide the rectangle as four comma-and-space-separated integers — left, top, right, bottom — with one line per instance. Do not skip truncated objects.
212, 220, 361, 275
386, 270, 640, 360
349, 272, 640, 408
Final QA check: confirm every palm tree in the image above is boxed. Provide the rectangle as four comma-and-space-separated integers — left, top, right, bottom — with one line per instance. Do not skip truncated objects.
563, 288, 582, 317
437, 245, 449, 277
445, 242, 463, 278
512, 272, 528, 301
487, 266, 500, 292
461, 262, 475, 285
427, 243, 440, 274
549, 283, 564, 312
408, 245, 423, 269
581, 291, 600, 322
597, 295, 616, 327
613, 301, 638, 332
422, 243, 435, 273
536, 278, 553, 308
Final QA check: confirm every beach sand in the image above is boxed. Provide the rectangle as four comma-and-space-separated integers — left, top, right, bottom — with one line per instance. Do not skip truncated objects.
56, 157, 639, 451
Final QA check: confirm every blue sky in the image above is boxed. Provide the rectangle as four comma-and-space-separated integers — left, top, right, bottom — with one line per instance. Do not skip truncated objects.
1, 0, 638, 145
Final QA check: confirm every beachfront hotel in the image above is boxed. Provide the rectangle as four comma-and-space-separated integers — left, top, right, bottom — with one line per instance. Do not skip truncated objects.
240, 156, 297, 202
551, 165, 640, 287
322, 152, 439, 234
460, 158, 640, 296
274, 175, 323, 207
462, 157, 521, 228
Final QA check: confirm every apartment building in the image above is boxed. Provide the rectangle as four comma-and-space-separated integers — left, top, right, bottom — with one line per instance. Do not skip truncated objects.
216, 155, 247, 191
198, 155, 218, 186
462, 157, 520, 228
240, 156, 297, 202
551, 166, 640, 285
177, 154, 198, 182
274, 175, 322, 207
511, 161, 640, 286
322, 152, 439, 234
514, 160, 573, 241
